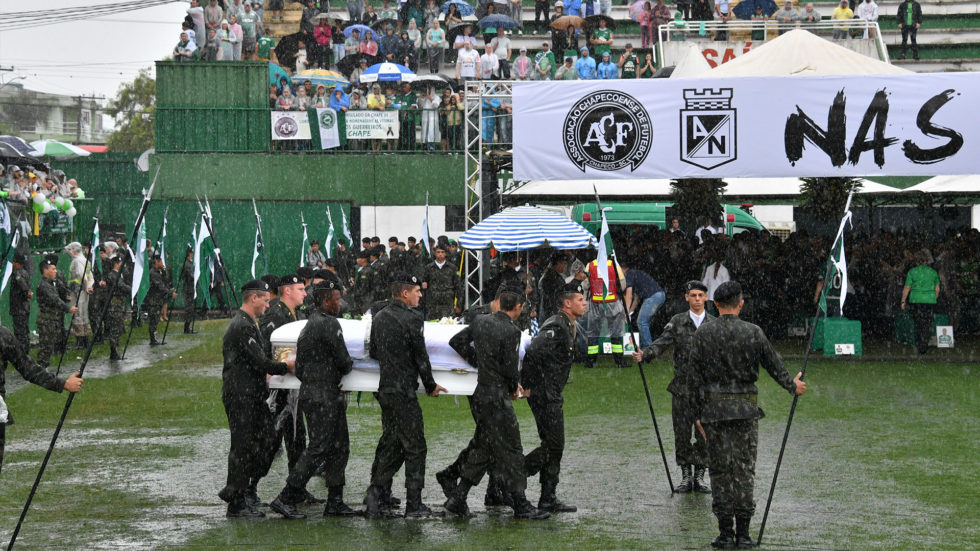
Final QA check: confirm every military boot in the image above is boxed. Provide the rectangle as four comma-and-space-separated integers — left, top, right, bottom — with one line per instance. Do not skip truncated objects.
109, 346, 122, 361
676, 465, 693, 493
735, 516, 755, 549
711, 517, 736, 549
484, 477, 512, 507
511, 492, 550, 520
364, 485, 397, 518
405, 488, 444, 518
269, 496, 306, 519
245, 482, 267, 508
324, 486, 361, 517
443, 480, 473, 518
538, 483, 577, 513
226, 499, 265, 519
149, 331, 161, 346
383, 483, 401, 509
694, 466, 712, 494
436, 467, 458, 499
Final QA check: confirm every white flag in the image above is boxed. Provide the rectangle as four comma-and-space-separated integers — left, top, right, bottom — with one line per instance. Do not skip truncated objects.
421, 193, 431, 255
193, 216, 211, 300
300, 222, 308, 267
316, 108, 342, 149
251, 226, 261, 278
596, 207, 612, 294
325, 208, 335, 259
0, 230, 20, 294
130, 220, 146, 302
159, 213, 167, 268
340, 207, 352, 248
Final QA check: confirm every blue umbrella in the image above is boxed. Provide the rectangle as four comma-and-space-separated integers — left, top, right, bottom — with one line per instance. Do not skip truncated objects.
442, 0, 474, 16
477, 14, 519, 29
343, 23, 374, 37
269, 61, 291, 87
0, 135, 40, 157
733, 0, 778, 19
359, 62, 417, 83
458, 206, 598, 251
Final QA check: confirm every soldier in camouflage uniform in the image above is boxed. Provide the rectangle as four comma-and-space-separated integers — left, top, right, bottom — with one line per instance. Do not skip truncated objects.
35, 258, 77, 368
520, 281, 588, 513
634, 280, 715, 494
145, 255, 176, 345
363, 271, 448, 519
422, 243, 462, 320
443, 287, 550, 520
270, 276, 361, 520
103, 255, 132, 361
351, 250, 375, 314
178, 248, 197, 334
0, 326, 83, 474
689, 281, 806, 549
9, 253, 33, 352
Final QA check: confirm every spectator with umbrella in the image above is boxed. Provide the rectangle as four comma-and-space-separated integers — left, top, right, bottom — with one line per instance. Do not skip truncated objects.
481, 3, 501, 43
426, 20, 446, 72
444, 2, 466, 28
363, 3, 379, 25
361, 29, 380, 56
313, 84, 330, 108
549, 3, 576, 54
350, 57, 370, 82
491, 30, 513, 78
418, 86, 442, 151
314, 17, 333, 69
424, 0, 441, 31
332, 19, 348, 66
345, 27, 363, 60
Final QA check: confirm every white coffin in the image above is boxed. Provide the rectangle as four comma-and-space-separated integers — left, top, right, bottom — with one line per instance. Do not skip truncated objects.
268, 318, 531, 396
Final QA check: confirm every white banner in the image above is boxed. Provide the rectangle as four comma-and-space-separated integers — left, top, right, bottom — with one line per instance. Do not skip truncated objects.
345, 111, 399, 140
271, 111, 311, 140
315, 107, 342, 149
513, 73, 980, 180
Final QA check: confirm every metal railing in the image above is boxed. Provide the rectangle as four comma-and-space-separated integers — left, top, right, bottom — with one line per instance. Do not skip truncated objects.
657, 19, 889, 64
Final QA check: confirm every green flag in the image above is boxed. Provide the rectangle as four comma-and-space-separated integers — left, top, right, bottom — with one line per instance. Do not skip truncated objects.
325, 207, 336, 259
130, 220, 150, 309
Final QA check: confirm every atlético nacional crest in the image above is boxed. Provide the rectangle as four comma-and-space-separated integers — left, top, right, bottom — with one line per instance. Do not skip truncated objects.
680, 88, 737, 170
564, 90, 652, 172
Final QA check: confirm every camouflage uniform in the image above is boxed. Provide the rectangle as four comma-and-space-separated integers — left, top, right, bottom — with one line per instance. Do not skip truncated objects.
689, 314, 798, 526
8, 265, 31, 351
639, 311, 715, 474
367, 300, 438, 495
180, 258, 196, 332
259, 300, 307, 472
277, 308, 354, 504
218, 310, 289, 505
352, 264, 376, 314
104, 269, 132, 352
448, 312, 527, 493
520, 311, 577, 507
35, 277, 72, 368
0, 327, 67, 474
423, 260, 461, 320
145, 266, 173, 340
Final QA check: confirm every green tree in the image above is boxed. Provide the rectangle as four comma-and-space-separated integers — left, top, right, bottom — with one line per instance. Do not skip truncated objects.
105, 69, 155, 152
799, 177, 863, 220
670, 178, 727, 231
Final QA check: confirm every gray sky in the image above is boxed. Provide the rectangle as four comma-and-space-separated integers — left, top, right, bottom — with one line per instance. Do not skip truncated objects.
0, 1, 191, 103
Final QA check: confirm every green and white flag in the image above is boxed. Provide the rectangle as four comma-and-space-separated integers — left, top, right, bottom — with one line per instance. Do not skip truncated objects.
251, 199, 266, 278
421, 193, 431, 256
300, 215, 309, 267
194, 216, 215, 306
251, 226, 263, 278
130, 219, 149, 307
325, 207, 336, 259
313, 107, 346, 150
819, 194, 853, 317
595, 207, 613, 295
0, 228, 20, 294
340, 206, 352, 248
158, 210, 168, 268
91, 218, 100, 274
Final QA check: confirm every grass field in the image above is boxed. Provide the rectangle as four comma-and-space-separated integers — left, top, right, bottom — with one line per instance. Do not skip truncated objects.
1, 320, 977, 550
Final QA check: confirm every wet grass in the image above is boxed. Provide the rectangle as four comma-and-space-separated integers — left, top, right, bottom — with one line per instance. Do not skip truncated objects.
1, 319, 977, 550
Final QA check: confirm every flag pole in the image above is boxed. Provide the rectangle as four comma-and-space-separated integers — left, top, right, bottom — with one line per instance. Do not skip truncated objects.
198, 196, 239, 308
160, 277, 180, 345
6, 170, 160, 551
55, 208, 99, 377
120, 168, 160, 360
756, 191, 853, 546
593, 185, 674, 494
253, 198, 266, 276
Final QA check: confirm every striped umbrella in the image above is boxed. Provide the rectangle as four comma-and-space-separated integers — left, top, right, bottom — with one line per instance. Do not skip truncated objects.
293, 69, 350, 90
29, 139, 90, 158
358, 62, 417, 83
458, 206, 598, 251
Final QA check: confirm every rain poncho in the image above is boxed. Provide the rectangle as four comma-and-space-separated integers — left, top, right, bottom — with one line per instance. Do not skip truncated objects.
230, 19, 243, 60
219, 21, 239, 60
175, 33, 200, 61
329, 89, 351, 111
418, 89, 441, 144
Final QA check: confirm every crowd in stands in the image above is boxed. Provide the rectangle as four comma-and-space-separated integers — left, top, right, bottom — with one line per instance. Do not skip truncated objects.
0, 163, 85, 232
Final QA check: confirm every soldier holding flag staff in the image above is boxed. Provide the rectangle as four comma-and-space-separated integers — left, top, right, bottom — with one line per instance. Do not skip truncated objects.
689, 281, 806, 549
218, 279, 295, 519
146, 255, 176, 346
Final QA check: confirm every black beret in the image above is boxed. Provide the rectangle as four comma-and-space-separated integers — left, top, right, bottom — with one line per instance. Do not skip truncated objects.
324, 257, 340, 268
279, 273, 302, 286
433, 242, 447, 252
310, 239, 320, 245
713, 281, 743, 304
151, 254, 162, 261
241, 279, 270, 293
313, 269, 331, 280
685, 280, 708, 293
357, 250, 371, 259
38, 260, 53, 273
108, 255, 123, 265
312, 276, 341, 294
558, 281, 584, 296
13, 252, 28, 264
260, 274, 281, 289
44, 253, 59, 263
389, 270, 420, 286
297, 266, 314, 279
369, 247, 381, 257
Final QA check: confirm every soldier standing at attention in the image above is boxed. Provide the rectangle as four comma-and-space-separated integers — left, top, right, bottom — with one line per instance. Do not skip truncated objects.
180, 248, 197, 334
102, 255, 131, 361
537, 253, 568, 323
633, 280, 714, 493
9, 253, 33, 352
422, 242, 462, 320
689, 281, 806, 549
35, 258, 77, 368
270, 276, 361, 519
443, 286, 551, 520
363, 271, 447, 518
0, 326, 83, 474
352, 250, 375, 314
218, 279, 295, 518
146, 255, 176, 346
520, 282, 588, 513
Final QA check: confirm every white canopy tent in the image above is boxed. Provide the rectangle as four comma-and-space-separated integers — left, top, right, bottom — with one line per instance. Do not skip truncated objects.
669, 42, 713, 79
904, 175, 980, 194
706, 29, 912, 77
